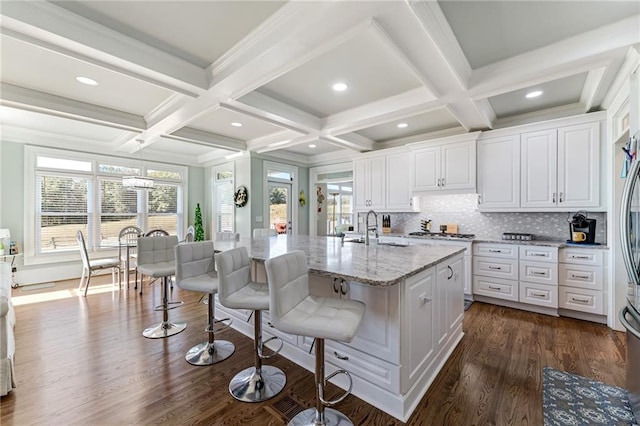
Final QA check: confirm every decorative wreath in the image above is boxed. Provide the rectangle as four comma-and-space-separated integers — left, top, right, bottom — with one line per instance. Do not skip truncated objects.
234, 186, 248, 208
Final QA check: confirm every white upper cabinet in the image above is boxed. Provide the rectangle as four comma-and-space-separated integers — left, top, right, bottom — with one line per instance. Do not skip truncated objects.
354, 156, 386, 211
410, 138, 477, 193
477, 135, 520, 210
557, 123, 600, 208
477, 114, 602, 212
386, 152, 413, 211
520, 129, 558, 208
521, 122, 600, 209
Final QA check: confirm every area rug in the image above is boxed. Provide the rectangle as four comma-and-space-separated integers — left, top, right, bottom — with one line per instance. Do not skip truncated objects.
543, 367, 638, 425
464, 300, 473, 311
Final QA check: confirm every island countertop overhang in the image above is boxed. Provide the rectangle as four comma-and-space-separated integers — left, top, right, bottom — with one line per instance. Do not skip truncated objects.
214, 235, 465, 287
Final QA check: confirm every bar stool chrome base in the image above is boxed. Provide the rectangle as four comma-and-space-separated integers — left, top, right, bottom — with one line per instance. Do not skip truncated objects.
186, 340, 234, 366
143, 320, 186, 339
229, 365, 286, 402
288, 408, 353, 426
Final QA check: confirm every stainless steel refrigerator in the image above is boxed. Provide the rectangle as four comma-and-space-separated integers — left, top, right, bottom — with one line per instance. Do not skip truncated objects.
619, 155, 640, 421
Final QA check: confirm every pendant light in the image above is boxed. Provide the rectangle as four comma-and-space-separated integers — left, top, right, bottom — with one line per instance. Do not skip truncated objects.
123, 139, 154, 191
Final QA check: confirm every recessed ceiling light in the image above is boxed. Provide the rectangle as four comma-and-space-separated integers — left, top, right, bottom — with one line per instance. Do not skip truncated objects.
76, 76, 98, 86
526, 90, 543, 98
309, 144, 316, 148
332, 82, 348, 92
231, 122, 243, 127
397, 123, 408, 128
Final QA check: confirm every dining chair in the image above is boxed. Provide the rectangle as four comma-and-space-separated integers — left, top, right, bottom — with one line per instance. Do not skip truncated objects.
118, 226, 142, 289
145, 228, 170, 237
214, 232, 240, 241
184, 225, 195, 242
76, 230, 121, 297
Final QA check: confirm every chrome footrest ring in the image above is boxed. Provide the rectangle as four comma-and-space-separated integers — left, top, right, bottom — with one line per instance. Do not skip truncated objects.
207, 317, 232, 333
320, 369, 353, 407
258, 336, 284, 359
153, 300, 184, 311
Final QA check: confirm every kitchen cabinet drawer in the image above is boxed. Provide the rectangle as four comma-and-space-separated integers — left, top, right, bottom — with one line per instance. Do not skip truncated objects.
519, 260, 558, 286
519, 282, 558, 308
326, 340, 400, 393
473, 276, 518, 302
559, 286, 605, 315
559, 263, 603, 291
519, 246, 558, 263
559, 248, 603, 266
473, 244, 518, 259
473, 256, 519, 280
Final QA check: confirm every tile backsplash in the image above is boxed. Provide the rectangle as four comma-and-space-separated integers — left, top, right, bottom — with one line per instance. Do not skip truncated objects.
368, 193, 607, 243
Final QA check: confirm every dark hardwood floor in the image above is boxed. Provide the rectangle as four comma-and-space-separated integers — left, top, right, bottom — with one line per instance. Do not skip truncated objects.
1, 274, 627, 425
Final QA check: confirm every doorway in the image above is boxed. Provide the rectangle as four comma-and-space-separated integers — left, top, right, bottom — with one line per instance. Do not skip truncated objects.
269, 181, 291, 234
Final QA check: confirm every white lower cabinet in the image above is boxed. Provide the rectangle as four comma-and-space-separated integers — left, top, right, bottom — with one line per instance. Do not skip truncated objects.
408, 238, 472, 296
558, 247, 606, 315
472, 243, 559, 310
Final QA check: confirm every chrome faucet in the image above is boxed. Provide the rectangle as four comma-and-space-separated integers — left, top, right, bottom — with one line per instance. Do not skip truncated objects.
365, 210, 378, 245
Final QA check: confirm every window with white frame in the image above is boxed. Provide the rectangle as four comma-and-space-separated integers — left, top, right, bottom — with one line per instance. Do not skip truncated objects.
26, 146, 187, 261
214, 168, 234, 233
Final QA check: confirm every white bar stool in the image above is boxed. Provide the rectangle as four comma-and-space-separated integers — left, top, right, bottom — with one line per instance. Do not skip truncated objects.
175, 241, 234, 365
137, 235, 185, 338
216, 246, 286, 402
264, 250, 365, 426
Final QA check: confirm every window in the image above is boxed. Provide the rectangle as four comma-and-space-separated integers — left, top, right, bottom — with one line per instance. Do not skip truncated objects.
25, 146, 187, 262
214, 168, 234, 233
326, 182, 353, 235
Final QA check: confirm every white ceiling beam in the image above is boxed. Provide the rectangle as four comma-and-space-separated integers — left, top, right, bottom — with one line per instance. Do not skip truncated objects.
0, 2, 208, 97
322, 87, 440, 135
220, 101, 315, 135
164, 127, 246, 152
405, 0, 472, 90
225, 91, 323, 133
320, 134, 375, 152
254, 134, 319, 154
469, 15, 640, 99
246, 130, 306, 151
602, 47, 640, 109
580, 67, 607, 112
0, 83, 145, 131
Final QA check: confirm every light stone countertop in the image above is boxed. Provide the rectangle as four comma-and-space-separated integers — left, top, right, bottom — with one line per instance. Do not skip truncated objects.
213, 235, 464, 287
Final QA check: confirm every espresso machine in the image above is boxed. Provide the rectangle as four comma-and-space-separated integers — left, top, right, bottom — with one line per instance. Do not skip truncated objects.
568, 211, 596, 244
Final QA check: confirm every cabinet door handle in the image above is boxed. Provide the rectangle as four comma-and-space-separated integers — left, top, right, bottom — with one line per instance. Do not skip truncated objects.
442, 178, 445, 187
531, 253, 547, 257
571, 297, 590, 304
419, 293, 432, 304
532, 292, 546, 298
488, 285, 501, 290
340, 280, 348, 296
559, 192, 564, 202
531, 271, 547, 276
478, 194, 482, 205
552, 192, 556, 203
447, 265, 454, 280
334, 351, 349, 361
488, 266, 502, 270
488, 249, 503, 253
333, 279, 339, 294
570, 255, 590, 260
570, 274, 590, 279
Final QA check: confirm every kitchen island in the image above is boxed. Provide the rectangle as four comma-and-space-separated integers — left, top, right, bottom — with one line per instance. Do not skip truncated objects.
213, 235, 466, 422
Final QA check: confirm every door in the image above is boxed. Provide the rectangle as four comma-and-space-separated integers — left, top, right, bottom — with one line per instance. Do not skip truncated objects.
521, 129, 557, 208
386, 152, 412, 211
411, 147, 440, 191
353, 159, 369, 210
268, 182, 291, 234
441, 141, 475, 190
557, 122, 600, 208
478, 135, 520, 209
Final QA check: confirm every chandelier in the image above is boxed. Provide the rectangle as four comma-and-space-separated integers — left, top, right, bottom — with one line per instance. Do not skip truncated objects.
123, 139, 154, 191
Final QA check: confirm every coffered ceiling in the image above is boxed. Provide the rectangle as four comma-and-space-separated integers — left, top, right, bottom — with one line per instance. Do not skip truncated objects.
1, 1, 639, 167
